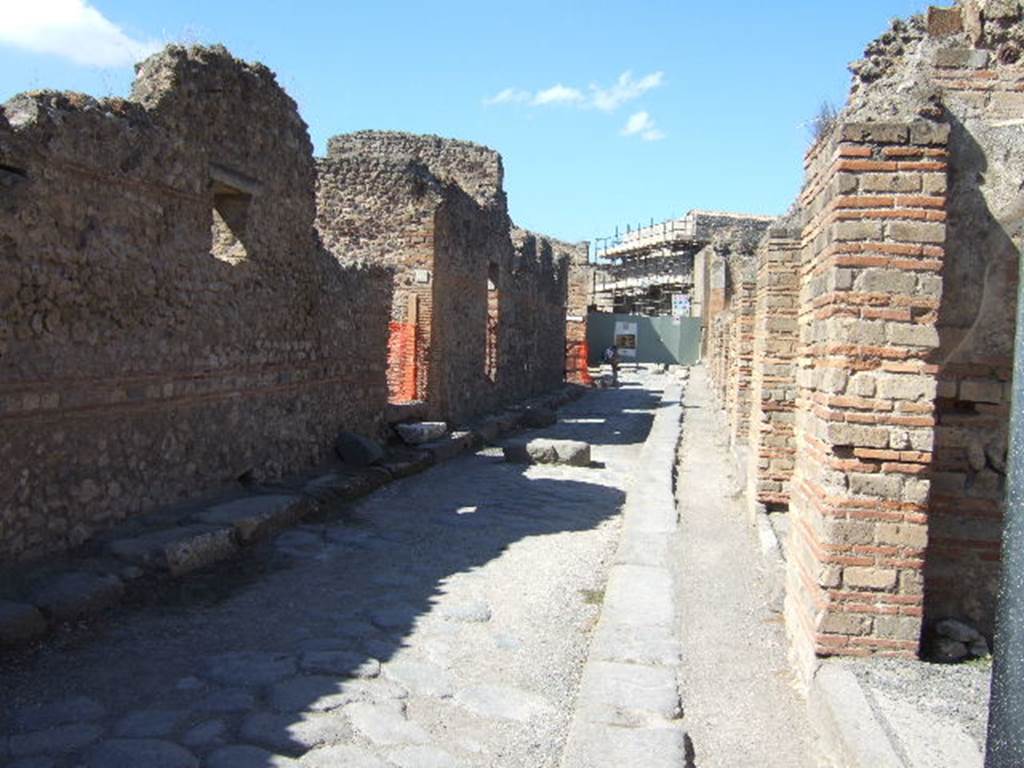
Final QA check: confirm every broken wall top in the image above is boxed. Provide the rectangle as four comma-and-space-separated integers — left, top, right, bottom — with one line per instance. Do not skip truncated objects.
326, 130, 506, 211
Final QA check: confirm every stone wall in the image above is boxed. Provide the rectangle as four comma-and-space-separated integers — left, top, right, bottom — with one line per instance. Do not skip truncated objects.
785, 118, 948, 672
0, 46, 391, 563
746, 223, 802, 512
564, 243, 593, 384
705, 1, 1022, 671
317, 132, 578, 425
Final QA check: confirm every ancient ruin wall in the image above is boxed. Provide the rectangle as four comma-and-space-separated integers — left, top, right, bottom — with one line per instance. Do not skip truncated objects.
915, 4, 1023, 637
564, 242, 593, 383
318, 132, 573, 425
746, 224, 802, 512
725, 256, 758, 445
315, 156, 441, 403
0, 46, 390, 563
785, 118, 949, 672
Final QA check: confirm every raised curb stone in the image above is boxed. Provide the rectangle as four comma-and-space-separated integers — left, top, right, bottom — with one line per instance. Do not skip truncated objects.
107, 525, 238, 576
197, 495, 306, 544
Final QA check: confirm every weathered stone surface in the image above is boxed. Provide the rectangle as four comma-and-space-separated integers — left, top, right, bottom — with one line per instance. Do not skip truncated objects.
503, 438, 590, 466
334, 432, 385, 467
113, 709, 189, 738
197, 495, 306, 543
454, 684, 554, 722
395, 422, 448, 445
203, 651, 296, 687
28, 572, 124, 622
345, 702, 430, 746
0, 601, 47, 644
300, 651, 381, 678
9, 724, 104, 757
15, 696, 106, 731
107, 525, 238, 576
181, 720, 227, 748
268, 675, 406, 713
196, 688, 258, 713
440, 599, 492, 623
207, 745, 299, 768
85, 740, 199, 768
1, 46, 392, 566
388, 745, 459, 768
239, 711, 352, 754
298, 745, 389, 768
382, 660, 454, 698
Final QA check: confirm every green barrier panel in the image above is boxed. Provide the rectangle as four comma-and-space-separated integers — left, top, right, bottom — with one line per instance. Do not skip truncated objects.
586, 312, 702, 366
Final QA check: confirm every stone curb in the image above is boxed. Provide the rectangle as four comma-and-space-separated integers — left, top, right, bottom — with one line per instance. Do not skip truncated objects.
807, 662, 904, 768
561, 380, 688, 768
0, 383, 588, 654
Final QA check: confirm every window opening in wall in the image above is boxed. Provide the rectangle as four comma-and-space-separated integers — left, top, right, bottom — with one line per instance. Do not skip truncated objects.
209, 163, 258, 265
486, 263, 500, 382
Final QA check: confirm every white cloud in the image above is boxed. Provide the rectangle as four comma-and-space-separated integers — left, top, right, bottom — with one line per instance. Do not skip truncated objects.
0, 0, 161, 68
591, 70, 664, 112
483, 87, 531, 106
484, 70, 664, 112
532, 84, 584, 106
621, 111, 665, 141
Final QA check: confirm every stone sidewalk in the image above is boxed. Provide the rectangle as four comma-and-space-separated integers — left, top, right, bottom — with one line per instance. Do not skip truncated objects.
0, 372, 675, 768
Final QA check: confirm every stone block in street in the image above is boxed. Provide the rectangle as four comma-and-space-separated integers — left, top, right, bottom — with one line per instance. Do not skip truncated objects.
395, 421, 448, 445
84, 739, 198, 768
503, 438, 591, 466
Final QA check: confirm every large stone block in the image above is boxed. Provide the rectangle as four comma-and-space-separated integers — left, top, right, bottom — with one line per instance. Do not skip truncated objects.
503, 438, 591, 466
29, 572, 124, 622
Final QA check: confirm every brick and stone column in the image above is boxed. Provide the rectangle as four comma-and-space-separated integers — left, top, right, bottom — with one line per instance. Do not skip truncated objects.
785, 120, 950, 674
726, 258, 757, 446
747, 224, 802, 514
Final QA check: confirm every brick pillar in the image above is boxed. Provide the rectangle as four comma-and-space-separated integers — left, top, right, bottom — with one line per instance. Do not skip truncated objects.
785, 120, 950, 675
727, 261, 757, 445
748, 225, 802, 512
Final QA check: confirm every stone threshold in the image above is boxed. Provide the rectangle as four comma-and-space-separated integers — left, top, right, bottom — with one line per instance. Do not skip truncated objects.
0, 384, 586, 653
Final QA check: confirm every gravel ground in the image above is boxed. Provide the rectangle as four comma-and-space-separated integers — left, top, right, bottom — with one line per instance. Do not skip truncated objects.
843, 656, 991, 754
0, 378, 664, 768
675, 367, 825, 768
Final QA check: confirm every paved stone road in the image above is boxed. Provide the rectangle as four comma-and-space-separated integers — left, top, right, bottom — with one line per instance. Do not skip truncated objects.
0, 375, 667, 768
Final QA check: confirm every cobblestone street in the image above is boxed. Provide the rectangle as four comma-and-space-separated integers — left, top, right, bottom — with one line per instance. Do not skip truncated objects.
1, 375, 668, 768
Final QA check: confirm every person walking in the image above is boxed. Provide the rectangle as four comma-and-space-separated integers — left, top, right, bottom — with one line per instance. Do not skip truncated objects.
602, 344, 620, 386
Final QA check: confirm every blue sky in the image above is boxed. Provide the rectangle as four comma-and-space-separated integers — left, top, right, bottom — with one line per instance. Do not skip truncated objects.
0, 1, 924, 244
